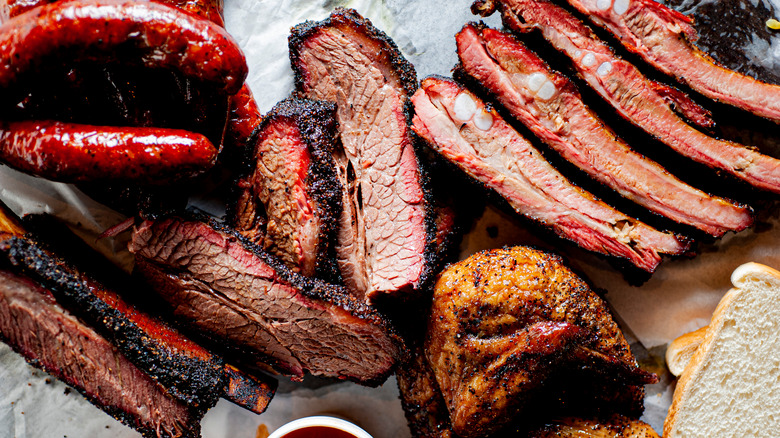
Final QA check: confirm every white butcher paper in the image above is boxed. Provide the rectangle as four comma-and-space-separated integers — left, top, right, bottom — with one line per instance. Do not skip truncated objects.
1, 0, 779, 436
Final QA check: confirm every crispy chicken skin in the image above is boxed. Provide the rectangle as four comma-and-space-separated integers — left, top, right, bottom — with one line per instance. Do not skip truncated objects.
425, 247, 655, 438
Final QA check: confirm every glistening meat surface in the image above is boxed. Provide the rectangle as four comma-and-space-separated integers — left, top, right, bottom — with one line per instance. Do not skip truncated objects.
129, 215, 404, 386
456, 24, 751, 236
413, 77, 688, 272
0, 0, 246, 96
0, 121, 218, 183
477, 0, 780, 197
560, 0, 780, 123
0, 206, 277, 414
426, 247, 656, 437
0, 269, 202, 438
232, 98, 342, 280
289, 8, 430, 301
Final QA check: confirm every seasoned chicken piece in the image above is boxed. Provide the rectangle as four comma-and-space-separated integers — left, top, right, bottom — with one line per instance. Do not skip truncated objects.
527, 416, 660, 437
426, 247, 655, 438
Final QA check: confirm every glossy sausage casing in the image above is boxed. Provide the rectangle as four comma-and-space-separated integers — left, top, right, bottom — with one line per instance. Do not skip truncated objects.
0, 0, 247, 95
0, 121, 218, 183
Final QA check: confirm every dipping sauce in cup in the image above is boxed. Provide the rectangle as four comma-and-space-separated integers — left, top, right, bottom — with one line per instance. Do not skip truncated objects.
268, 416, 373, 438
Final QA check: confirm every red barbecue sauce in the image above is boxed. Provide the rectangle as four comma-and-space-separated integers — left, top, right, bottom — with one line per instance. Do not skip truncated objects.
280, 426, 358, 438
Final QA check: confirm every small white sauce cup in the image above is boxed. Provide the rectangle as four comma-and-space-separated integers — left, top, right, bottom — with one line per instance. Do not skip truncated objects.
267, 415, 373, 438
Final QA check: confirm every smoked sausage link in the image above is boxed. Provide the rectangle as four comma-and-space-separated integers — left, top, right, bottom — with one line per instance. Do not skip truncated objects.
0, 0, 247, 96
0, 120, 218, 183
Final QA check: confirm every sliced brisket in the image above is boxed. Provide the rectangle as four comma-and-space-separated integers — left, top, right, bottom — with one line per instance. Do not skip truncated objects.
0, 204, 277, 414
0, 269, 202, 438
289, 8, 431, 301
558, 0, 780, 123
412, 76, 688, 272
231, 97, 342, 280
129, 214, 404, 386
455, 24, 753, 237
476, 0, 780, 198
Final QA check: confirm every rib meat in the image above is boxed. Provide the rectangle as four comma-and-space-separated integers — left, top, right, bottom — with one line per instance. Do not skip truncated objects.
455, 24, 752, 236
475, 0, 780, 197
426, 247, 656, 437
0, 269, 202, 438
129, 214, 404, 385
559, 0, 780, 123
413, 77, 688, 272
289, 8, 431, 301
231, 97, 342, 280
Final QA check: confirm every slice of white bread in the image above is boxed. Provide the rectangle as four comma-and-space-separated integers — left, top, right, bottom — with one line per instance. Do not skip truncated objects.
665, 325, 707, 376
664, 262, 780, 437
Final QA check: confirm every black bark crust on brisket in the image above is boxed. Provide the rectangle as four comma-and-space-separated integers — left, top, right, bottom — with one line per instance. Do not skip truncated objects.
288, 7, 418, 118
288, 7, 435, 300
222, 363, 277, 414
0, 234, 225, 412
208, 212, 395, 315
0, 269, 202, 438
9, 213, 278, 415
229, 96, 344, 281
130, 210, 407, 386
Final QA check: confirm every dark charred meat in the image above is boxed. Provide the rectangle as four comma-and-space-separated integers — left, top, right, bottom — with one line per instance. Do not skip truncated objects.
0, 120, 218, 183
231, 98, 342, 279
397, 343, 659, 438
476, 0, 780, 197
289, 8, 431, 301
0, 0, 246, 96
0, 269, 203, 438
455, 24, 753, 236
426, 247, 656, 438
558, 0, 780, 123
0, 203, 277, 413
526, 416, 661, 437
413, 77, 689, 272
129, 214, 405, 386
222, 363, 276, 415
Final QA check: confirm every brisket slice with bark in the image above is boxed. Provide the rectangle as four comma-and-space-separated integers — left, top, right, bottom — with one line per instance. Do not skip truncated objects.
558, 0, 780, 124
0, 268, 202, 438
475, 0, 780, 198
231, 97, 342, 280
412, 76, 689, 272
129, 214, 405, 386
289, 8, 433, 301
0, 204, 276, 415
455, 24, 752, 237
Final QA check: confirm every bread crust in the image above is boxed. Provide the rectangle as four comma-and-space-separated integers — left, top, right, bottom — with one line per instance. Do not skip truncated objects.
664, 262, 780, 436
665, 325, 707, 376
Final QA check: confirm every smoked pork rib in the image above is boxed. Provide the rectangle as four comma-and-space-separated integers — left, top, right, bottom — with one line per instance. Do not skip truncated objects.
475, 0, 780, 198
456, 24, 752, 237
289, 8, 431, 301
232, 97, 342, 280
0, 268, 202, 438
557, 0, 780, 123
413, 77, 688, 272
129, 214, 404, 386
0, 204, 276, 415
